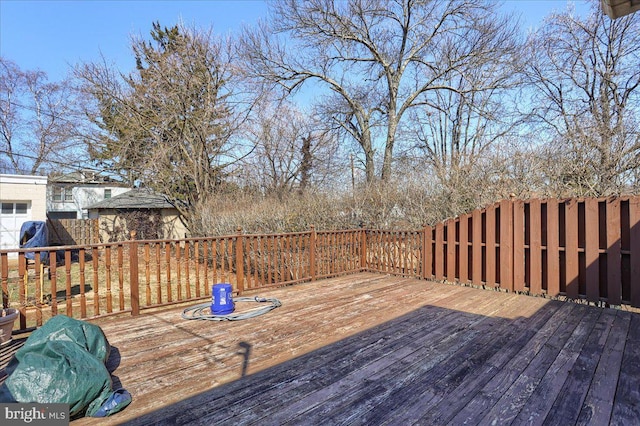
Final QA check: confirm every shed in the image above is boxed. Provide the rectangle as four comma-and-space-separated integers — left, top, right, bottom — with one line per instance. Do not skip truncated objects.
87, 189, 187, 242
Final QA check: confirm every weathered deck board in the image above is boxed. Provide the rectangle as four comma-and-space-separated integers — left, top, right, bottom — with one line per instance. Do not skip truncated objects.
576, 310, 630, 425
2, 272, 638, 425
610, 312, 640, 425
402, 296, 563, 425
448, 300, 580, 425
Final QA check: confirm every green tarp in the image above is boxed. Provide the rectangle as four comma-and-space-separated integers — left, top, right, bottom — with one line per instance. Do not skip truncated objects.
0, 315, 130, 418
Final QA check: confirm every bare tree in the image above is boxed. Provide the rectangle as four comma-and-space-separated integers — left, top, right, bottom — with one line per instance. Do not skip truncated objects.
0, 57, 80, 174
524, 2, 640, 196
241, 0, 521, 183
76, 23, 255, 233
239, 99, 342, 197
407, 53, 523, 203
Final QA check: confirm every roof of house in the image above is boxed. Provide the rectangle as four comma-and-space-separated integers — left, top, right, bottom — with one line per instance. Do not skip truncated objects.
49, 171, 128, 186
0, 173, 48, 185
87, 189, 175, 210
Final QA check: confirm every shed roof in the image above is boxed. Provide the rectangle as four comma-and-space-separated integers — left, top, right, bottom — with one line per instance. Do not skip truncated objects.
87, 189, 175, 210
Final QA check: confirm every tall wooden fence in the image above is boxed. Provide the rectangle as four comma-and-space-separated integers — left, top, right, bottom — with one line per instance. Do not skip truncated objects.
3, 196, 640, 333
422, 197, 640, 307
47, 219, 100, 245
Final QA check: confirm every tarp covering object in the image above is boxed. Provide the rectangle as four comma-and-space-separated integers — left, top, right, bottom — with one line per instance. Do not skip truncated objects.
0, 315, 131, 418
19, 221, 49, 262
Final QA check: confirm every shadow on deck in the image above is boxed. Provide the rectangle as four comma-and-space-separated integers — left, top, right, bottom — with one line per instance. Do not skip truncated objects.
7, 273, 639, 425
125, 303, 639, 425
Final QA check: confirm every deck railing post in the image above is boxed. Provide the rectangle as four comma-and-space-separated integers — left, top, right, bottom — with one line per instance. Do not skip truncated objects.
1, 253, 8, 309
235, 227, 245, 294
129, 230, 140, 316
360, 227, 367, 271
310, 225, 317, 281
421, 225, 433, 280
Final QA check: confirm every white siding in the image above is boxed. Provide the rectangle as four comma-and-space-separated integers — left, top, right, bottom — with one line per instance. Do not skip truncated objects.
47, 185, 131, 218
0, 174, 48, 251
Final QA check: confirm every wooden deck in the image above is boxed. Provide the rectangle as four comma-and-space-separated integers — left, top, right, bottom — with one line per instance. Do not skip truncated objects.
3, 272, 640, 425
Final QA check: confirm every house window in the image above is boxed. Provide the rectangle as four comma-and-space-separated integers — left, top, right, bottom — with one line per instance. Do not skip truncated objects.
53, 187, 73, 202
1, 203, 13, 214
53, 187, 63, 202
104, 189, 112, 199
1, 202, 28, 214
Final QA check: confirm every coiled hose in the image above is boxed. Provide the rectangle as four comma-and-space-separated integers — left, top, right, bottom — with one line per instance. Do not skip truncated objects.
181, 296, 282, 321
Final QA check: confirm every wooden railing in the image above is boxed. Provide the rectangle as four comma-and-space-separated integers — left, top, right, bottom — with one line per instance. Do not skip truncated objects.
0, 228, 366, 332
3, 196, 640, 333
363, 229, 423, 277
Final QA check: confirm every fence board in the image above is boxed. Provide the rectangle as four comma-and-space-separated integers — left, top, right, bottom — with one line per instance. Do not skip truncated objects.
584, 199, 600, 303
472, 209, 483, 286
422, 226, 433, 280
565, 199, 580, 299
499, 201, 513, 292
447, 221, 456, 281
459, 215, 469, 284
630, 199, 640, 307
530, 199, 542, 295
513, 200, 525, 292
486, 204, 496, 287
546, 199, 560, 297
607, 198, 622, 305
435, 223, 444, 280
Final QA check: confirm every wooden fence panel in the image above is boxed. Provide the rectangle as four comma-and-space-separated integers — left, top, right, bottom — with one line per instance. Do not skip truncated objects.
412, 196, 640, 307
48, 219, 100, 245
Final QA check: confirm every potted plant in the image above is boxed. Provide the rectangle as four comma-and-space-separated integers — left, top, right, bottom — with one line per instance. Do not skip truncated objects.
1, 292, 18, 345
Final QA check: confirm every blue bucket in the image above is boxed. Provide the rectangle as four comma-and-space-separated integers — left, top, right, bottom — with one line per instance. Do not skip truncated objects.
211, 283, 235, 315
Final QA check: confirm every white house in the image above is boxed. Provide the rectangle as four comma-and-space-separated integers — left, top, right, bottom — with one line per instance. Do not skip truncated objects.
47, 171, 131, 219
0, 174, 48, 251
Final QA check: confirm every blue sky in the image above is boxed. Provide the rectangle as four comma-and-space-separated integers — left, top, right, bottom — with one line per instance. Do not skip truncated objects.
1, 0, 592, 82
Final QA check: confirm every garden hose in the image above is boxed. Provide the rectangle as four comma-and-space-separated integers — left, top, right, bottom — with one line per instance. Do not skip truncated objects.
181, 296, 282, 321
